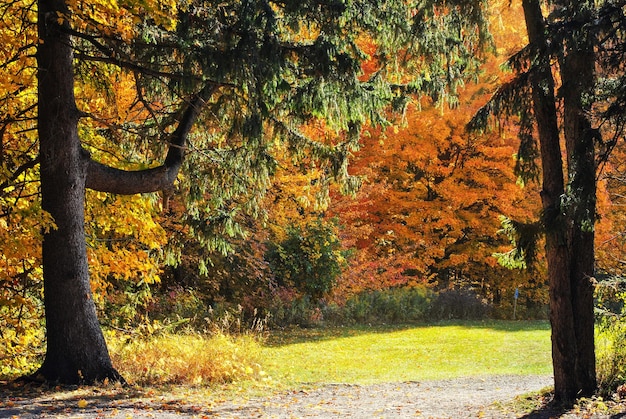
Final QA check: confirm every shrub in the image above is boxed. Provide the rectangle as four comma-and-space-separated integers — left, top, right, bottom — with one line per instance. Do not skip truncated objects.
259, 286, 433, 327
427, 288, 492, 320
324, 286, 433, 325
262, 290, 322, 328
265, 219, 347, 300
0, 323, 43, 380
595, 277, 626, 395
0, 282, 45, 380
106, 330, 266, 386
596, 319, 626, 396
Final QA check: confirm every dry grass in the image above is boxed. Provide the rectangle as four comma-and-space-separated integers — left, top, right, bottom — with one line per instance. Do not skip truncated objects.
106, 330, 267, 386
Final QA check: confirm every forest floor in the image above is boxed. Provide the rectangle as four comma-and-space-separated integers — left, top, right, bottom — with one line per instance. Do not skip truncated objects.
2, 374, 626, 418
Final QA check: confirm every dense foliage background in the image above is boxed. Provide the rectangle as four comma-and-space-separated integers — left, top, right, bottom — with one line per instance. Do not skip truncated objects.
2, 0, 626, 396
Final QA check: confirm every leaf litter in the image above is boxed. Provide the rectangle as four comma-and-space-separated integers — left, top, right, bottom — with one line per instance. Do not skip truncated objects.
2, 375, 625, 418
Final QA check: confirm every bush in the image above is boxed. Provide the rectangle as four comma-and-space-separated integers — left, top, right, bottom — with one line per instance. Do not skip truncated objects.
0, 281, 45, 380
265, 219, 347, 300
427, 288, 492, 320
258, 286, 433, 327
324, 287, 433, 325
595, 277, 626, 395
596, 319, 626, 395
261, 290, 322, 328
106, 330, 267, 386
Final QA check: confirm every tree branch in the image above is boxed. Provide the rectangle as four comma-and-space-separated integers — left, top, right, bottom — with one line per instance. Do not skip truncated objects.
0, 157, 40, 196
85, 84, 218, 194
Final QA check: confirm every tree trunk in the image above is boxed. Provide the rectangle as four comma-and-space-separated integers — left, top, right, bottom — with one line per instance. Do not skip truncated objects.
36, 0, 122, 384
33, 0, 213, 384
522, 0, 597, 401
558, 0, 598, 396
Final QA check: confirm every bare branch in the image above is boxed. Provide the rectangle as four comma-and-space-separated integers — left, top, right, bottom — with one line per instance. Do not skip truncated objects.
0, 157, 40, 196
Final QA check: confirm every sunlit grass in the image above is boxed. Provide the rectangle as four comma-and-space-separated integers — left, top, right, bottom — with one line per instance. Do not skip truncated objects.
104, 321, 551, 389
261, 320, 552, 385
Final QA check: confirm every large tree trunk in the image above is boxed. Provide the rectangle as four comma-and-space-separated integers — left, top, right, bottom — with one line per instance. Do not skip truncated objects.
34, 0, 213, 384
36, 0, 122, 384
559, 0, 598, 396
522, 0, 597, 401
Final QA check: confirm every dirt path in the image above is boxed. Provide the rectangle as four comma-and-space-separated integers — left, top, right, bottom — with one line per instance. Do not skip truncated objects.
211, 375, 554, 418
1, 375, 558, 418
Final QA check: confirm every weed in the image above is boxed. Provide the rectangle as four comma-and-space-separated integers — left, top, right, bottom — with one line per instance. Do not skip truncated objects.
596, 320, 626, 395
595, 276, 626, 395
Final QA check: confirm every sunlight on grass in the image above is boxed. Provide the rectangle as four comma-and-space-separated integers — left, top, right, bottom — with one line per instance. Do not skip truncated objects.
261, 321, 552, 385
104, 321, 551, 389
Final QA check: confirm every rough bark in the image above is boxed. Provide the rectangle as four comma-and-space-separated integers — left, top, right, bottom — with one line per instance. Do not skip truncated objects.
36, 0, 122, 384
35, 0, 211, 384
522, 0, 597, 401
558, 0, 598, 396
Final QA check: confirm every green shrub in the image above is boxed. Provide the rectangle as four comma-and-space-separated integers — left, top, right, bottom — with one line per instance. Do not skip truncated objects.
595, 277, 626, 395
265, 219, 347, 300
262, 291, 323, 328
325, 287, 433, 325
259, 286, 433, 327
596, 319, 626, 395
427, 288, 492, 320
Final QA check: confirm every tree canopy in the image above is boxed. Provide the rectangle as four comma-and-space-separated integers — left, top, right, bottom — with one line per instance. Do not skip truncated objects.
5, 0, 626, 399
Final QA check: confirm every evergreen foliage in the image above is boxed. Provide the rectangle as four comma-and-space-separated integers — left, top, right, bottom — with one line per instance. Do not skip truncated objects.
493, 216, 543, 270
469, 0, 626, 254
0, 0, 488, 383
66, 0, 493, 261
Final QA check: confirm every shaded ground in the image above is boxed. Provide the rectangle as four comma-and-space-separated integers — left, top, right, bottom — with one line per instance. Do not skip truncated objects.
1, 375, 625, 418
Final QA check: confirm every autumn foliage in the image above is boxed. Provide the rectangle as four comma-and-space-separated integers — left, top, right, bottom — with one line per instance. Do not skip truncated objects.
0, 0, 531, 377
2, 0, 626, 385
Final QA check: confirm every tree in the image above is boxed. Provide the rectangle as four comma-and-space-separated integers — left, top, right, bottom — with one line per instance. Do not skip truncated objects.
470, 0, 626, 401
327, 3, 544, 308
0, 0, 47, 376
2, 0, 491, 383
265, 218, 346, 300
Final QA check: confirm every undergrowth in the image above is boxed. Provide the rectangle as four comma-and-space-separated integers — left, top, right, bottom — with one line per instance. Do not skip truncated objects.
596, 320, 626, 395
106, 330, 268, 386
595, 277, 626, 395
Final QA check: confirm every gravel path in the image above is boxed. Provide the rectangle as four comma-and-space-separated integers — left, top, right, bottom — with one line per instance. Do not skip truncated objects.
1, 375, 557, 418
209, 375, 554, 418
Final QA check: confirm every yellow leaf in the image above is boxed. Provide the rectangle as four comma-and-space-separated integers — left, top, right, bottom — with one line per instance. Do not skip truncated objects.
77, 399, 88, 408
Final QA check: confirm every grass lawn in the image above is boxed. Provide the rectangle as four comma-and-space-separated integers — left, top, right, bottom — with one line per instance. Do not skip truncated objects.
261, 320, 552, 385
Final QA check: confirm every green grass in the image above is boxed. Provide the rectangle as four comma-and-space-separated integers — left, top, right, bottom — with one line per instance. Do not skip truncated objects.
261, 320, 552, 385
